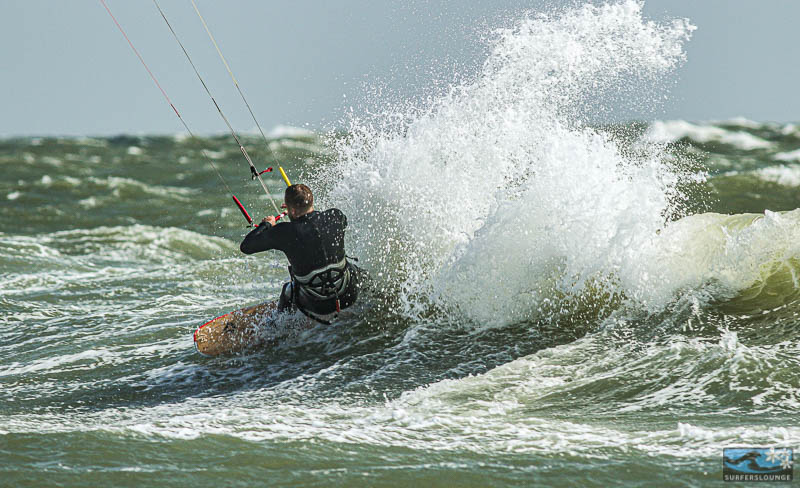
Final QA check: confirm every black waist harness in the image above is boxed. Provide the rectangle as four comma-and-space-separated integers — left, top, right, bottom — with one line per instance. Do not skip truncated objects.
292, 257, 350, 302
287, 258, 357, 325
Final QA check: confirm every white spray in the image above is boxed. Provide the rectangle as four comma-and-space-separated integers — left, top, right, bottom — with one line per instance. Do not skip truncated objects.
318, 1, 696, 326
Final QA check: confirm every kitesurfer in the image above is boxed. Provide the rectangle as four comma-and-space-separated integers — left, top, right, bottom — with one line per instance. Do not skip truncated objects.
240, 184, 361, 322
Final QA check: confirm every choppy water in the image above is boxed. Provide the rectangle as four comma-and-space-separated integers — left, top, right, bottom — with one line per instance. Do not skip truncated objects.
2, 2, 799, 486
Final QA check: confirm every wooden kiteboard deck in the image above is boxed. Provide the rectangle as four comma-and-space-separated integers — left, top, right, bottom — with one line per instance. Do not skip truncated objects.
194, 301, 278, 357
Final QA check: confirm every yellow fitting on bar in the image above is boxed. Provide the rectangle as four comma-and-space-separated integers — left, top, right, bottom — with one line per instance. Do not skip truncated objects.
279, 167, 292, 187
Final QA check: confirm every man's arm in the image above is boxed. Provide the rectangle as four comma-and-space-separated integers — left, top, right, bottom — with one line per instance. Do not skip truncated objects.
240, 219, 288, 254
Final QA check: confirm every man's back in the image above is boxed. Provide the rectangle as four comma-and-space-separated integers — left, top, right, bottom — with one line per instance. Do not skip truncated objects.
240, 208, 347, 276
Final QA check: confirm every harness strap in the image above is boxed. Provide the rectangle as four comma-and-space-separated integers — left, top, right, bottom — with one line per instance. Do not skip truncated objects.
288, 265, 340, 326
294, 259, 350, 301
296, 303, 333, 325
293, 257, 347, 282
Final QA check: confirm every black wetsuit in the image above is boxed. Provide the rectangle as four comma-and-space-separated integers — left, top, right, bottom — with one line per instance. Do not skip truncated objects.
240, 208, 359, 317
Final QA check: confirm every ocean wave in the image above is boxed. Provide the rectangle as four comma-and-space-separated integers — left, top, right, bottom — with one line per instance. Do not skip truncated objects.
623, 210, 800, 312
773, 148, 800, 162
0, 225, 234, 263
266, 125, 316, 139
322, 0, 695, 327
167, 125, 317, 142
30, 175, 202, 200
710, 117, 765, 129
269, 138, 329, 154
643, 120, 774, 150
755, 164, 800, 186
388, 328, 800, 426
3, 327, 798, 456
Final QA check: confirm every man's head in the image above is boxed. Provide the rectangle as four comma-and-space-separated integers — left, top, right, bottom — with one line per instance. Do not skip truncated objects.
284, 184, 314, 220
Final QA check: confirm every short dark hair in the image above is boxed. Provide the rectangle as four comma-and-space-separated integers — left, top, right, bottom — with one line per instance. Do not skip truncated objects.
284, 184, 313, 212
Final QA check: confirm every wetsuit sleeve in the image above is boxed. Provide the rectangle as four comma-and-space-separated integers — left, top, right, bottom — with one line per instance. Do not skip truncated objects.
240, 222, 292, 254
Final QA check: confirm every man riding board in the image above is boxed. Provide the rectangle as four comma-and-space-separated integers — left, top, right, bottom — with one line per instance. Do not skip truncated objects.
240, 184, 360, 323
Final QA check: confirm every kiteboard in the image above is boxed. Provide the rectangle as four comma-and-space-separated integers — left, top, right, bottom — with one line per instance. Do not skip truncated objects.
194, 301, 279, 357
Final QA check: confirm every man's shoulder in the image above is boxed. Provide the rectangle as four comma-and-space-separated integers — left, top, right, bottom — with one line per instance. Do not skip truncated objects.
317, 208, 345, 219
323, 207, 344, 216
314, 208, 346, 228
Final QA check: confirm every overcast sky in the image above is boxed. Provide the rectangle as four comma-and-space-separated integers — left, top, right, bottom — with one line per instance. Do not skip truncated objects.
2, 0, 799, 136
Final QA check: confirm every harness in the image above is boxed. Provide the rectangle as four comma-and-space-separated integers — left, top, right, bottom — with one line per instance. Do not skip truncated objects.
293, 257, 350, 301
288, 258, 351, 325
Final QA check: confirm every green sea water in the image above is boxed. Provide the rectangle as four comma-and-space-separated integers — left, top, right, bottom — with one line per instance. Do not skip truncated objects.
2, 120, 799, 487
